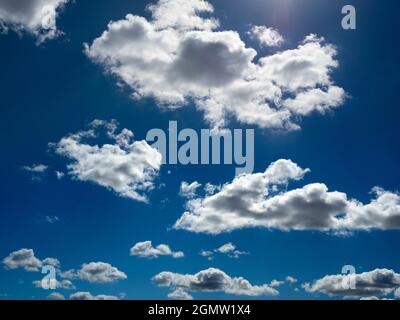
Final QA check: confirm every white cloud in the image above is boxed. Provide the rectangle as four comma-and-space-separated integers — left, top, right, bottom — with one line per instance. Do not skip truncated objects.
168, 288, 194, 300
3, 248, 42, 272
174, 159, 400, 234
55, 171, 65, 179
179, 181, 202, 199
130, 241, 184, 258
21, 164, 48, 173
286, 276, 298, 284
303, 269, 400, 298
85, 0, 345, 131
215, 242, 248, 258
248, 25, 284, 47
77, 262, 127, 284
395, 287, 400, 300
69, 292, 119, 300
153, 267, 279, 297
52, 119, 162, 203
47, 292, 65, 300
0, 0, 70, 43
33, 279, 76, 290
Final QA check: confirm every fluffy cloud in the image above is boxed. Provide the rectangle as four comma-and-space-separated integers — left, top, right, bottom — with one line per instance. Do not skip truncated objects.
179, 181, 202, 199
0, 0, 70, 43
85, 0, 345, 130
303, 269, 400, 298
153, 268, 279, 298
47, 292, 65, 300
52, 120, 162, 203
174, 159, 400, 234
168, 288, 193, 300
69, 292, 119, 300
77, 262, 127, 284
33, 279, 75, 290
199, 243, 248, 260
3, 249, 42, 272
248, 25, 284, 47
130, 241, 184, 258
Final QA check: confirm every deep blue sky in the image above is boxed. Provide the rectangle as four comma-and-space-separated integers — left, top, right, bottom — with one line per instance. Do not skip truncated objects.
0, 0, 399, 300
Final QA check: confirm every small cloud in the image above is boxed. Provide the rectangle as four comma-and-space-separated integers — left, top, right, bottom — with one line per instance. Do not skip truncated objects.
130, 241, 184, 259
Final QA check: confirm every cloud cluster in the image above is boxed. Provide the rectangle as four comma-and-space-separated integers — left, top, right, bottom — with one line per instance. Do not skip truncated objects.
85, 0, 345, 130
130, 241, 184, 258
303, 269, 400, 299
52, 120, 162, 203
174, 159, 400, 234
0, 0, 70, 43
200, 242, 248, 260
248, 25, 284, 47
153, 267, 279, 298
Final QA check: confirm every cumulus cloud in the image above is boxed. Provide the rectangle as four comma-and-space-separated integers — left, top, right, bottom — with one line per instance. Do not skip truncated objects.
3, 248, 43, 272
215, 242, 248, 258
69, 292, 119, 300
76, 262, 127, 284
248, 25, 284, 47
153, 268, 279, 298
0, 0, 70, 43
52, 119, 162, 203
303, 269, 400, 299
85, 0, 345, 130
174, 159, 400, 234
168, 288, 194, 300
47, 292, 65, 300
130, 241, 184, 258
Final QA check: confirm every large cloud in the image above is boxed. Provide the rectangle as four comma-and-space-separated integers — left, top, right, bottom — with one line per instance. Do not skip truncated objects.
76, 262, 127, 284
153, 267, 279, 298
130, 241, 184, 258
52, 120, 162, 203
303, 269, 400, 299
0, 0, 70, 43
174, 159, 400, 234
85, 0, 345, 130
2, 248, 42, 272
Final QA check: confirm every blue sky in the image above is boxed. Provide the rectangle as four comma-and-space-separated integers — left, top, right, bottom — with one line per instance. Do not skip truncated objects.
0, 0, 400, 300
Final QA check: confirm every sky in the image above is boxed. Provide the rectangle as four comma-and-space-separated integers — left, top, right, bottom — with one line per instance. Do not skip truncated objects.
0, 0, 400, 300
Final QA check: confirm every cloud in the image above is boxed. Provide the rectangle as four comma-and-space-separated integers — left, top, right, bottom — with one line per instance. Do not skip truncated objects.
52, 119, 162, 203
69, 292, 119, 300
153, 267, 279, 297
248, 25, 284, 47
215, 243, 248, 258
21, 164, 48, 173
76, 262, 127, 284
3, 248, 42, 272
286, 276, 298, 285
130, 241, 184, 258
85, 0, 345, 130
174, 159, 400, 234
168, 288, 194, 300
33, 279, 76, 290
395, 287, 400, 300
44, 216, 60, 224
179, 181, 202, 199
55, 171, 65, 179
0, 0, 70, 43
47, 292, 65, 300
303, 269, 400, 298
